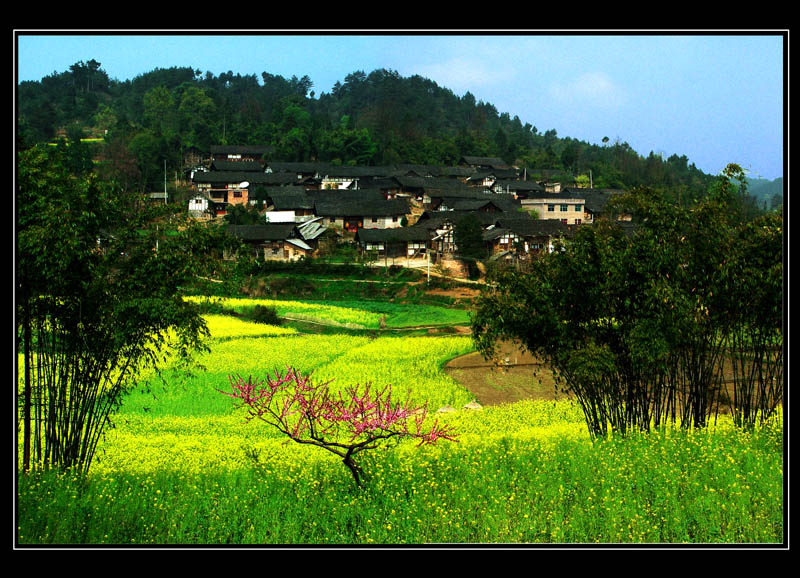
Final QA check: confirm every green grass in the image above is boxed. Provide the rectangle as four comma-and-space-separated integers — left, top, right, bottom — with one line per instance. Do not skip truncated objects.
16, 305, 785, 546
17, 414, 783, 545
186, 295, 470, 329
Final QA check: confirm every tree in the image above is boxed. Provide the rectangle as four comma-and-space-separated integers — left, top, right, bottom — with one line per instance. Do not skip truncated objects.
220, 369, 457, 487
224, 203, 263, 225
17, 144, 221, 474
454, 213, 487, 261
177, 85, 218, 150
143, 85, 177, 137
471, 171, 783, 438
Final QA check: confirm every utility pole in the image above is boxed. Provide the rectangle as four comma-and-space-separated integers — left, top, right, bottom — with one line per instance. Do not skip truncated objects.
427, 249, 430, 285
164, 159, 168, 204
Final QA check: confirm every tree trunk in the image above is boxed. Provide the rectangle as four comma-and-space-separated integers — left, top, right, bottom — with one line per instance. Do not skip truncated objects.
343, 450, 363, 488
21, 303, 32, 473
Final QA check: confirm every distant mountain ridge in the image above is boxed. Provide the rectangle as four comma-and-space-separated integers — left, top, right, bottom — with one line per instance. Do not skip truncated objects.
747, 176, 783, 200
18, 63, 742, 200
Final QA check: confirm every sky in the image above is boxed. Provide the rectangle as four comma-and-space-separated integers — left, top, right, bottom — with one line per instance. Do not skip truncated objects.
15, 31, 786, 181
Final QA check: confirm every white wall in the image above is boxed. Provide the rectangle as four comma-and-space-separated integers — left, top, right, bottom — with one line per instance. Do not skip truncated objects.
264, 211, 296, 223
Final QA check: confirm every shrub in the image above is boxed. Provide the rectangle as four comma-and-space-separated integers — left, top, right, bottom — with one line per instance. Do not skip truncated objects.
251, 305, 282, 326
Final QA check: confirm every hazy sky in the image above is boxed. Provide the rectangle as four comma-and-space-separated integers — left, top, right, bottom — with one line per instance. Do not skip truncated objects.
15, 31, 786, 180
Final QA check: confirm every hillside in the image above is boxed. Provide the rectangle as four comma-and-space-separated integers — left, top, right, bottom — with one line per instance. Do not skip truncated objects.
747, 177, 783, 210
17, 62, 718, 199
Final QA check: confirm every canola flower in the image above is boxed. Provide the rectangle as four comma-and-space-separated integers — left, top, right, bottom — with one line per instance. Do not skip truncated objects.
202, 314, 297, 339
16, 295, 784, 545
186, 296, 384, 329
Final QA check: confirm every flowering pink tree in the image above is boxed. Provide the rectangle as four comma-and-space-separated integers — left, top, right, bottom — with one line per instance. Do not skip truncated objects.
220, 368, 457, 487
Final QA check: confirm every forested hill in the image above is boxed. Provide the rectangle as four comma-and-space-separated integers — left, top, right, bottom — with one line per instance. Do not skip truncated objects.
747, 177, 784, 211
18, 62, 718, 198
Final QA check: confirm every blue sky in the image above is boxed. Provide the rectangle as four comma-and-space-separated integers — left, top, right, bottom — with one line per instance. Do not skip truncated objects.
15, 32, 786, 180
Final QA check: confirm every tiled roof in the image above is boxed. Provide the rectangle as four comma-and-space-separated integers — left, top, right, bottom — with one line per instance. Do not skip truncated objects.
226, 223, 297, 241
267, 190, 314, 210
492, 179, 545, 192
355, 227, 432, 243
314, 198, 410, 217
211, 145, 272, 155
210, 160, 264, 172
265, 161, 330, 174
460, 156, 510, 169
321, 166, 395, 178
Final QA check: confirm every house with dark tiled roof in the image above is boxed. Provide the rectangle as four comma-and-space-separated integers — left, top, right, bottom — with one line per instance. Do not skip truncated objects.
483, 217, 573, 257
466, 169, 519, 188
262, 189, 315, 222
210, 160, 264, 172
426, 188, 522, 213
263, 161, 329, 182
459, 156, 511, 171
210, 145, 272, 163
225, 223, 313, 261
313, 197, 410, 233
355, 226, 432, 261
319, 165, 395, 190
490, 179, 546, 199
431, 166, 477, 181
190, 171, 310, 216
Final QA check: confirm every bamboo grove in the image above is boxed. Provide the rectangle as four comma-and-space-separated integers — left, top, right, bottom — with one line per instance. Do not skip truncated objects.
472, 165, 783, 437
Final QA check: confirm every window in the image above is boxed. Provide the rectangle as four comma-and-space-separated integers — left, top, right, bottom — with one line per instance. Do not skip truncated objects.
560, 204, 568, 212
575, 204, 583, 212
547, 204, 555, 212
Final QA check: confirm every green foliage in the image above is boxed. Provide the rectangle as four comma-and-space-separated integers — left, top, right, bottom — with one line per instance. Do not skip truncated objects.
17, 405, 783, 544
454, 213, 487, 262
472, 169, 783, 437
14, 296, 783, 544
17, 62, 720, 197
223, 203, 263, 225
250, 304, 282, 326
17, 144, 222, 474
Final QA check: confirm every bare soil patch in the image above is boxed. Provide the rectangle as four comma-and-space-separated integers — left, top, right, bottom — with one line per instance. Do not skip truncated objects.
444, 341, 566, 406
424, 286, 482, 301
444, 341, 769, 412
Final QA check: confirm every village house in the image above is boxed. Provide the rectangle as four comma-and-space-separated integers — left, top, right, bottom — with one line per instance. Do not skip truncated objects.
426, 188, 521, 213
225, 223, 313, 261
490, 179, 546, 198
296, 218, 341, 255
354, 226, 432, 262
210, 159, 265, 173
483, 217, 572, 258
313, 196, 410, 233
459, 155, 512, 172
188, 192, 212, 219
319, 165, 394, 190
210, 145, 272, 163
263, 189, 316, 222
263, 161, 328, 183
520, 191, 586, 224
186, 145, 610, 275
562, 188, 629, 223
